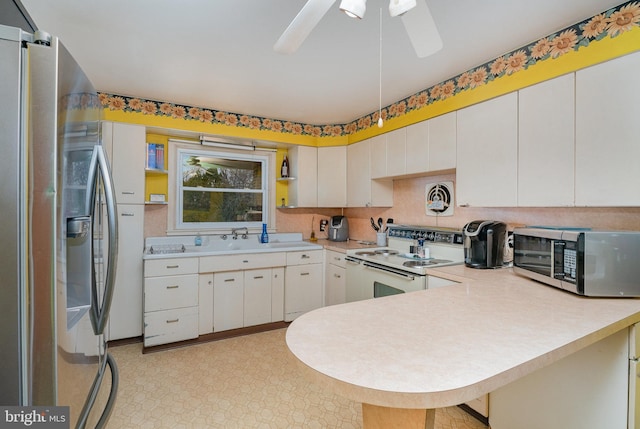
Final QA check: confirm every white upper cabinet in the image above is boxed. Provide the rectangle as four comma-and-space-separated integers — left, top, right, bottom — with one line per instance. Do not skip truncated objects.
102, 122, 146, 205
369, 135, 387, 179
575, 51, 640, 206
518, 74, 575, 206
385, 128, 406, 177
317, 146, 347, 207
288, 145, 317, 207
347, 140, 371, 207
456, 92, 518, 207
427, 112, 457, 172
347, 139, 393, 207
405, 120, 429, 175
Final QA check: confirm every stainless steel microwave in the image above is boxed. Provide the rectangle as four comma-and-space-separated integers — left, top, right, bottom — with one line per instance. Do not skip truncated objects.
513, 227, 640, 297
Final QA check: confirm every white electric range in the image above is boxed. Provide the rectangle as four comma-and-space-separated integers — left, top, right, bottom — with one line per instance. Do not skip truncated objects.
345, 225, 464, 301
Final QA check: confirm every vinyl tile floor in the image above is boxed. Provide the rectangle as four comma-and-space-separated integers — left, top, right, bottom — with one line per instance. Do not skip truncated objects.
107, 328, 489, 428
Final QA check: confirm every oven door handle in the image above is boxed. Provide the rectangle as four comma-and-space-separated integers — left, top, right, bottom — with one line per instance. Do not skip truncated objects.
345, 256, 363, 265
363, 262, 416, 280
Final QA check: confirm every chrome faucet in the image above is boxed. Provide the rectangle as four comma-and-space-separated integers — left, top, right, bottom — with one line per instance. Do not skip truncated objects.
231, 227, 249, 239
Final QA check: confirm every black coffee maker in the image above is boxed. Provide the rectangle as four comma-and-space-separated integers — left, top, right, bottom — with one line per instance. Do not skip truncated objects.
463, 220, 507, 269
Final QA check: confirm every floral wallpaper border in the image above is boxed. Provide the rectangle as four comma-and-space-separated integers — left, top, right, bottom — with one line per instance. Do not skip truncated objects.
98, 1, 639, 138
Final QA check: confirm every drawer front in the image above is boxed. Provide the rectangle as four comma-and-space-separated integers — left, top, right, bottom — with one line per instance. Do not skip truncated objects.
200, 252, 285, 272
145, 274, 198, 312
145, 257, 198, 277
143, 307, 198, 347
286, 250, 324, 266
325, 249, 347, 268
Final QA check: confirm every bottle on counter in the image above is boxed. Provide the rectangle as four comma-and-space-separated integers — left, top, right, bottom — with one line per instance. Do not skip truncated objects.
260, 223, 269, 243
281, 155, 289, 178
195, 233, 202, 246
417, 239, 425, 258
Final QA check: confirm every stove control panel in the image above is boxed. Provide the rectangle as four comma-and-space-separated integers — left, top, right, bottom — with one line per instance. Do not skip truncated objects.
388, 226, 463, 246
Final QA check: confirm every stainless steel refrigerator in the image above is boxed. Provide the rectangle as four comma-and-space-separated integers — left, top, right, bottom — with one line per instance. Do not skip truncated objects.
0, 24, 119, 428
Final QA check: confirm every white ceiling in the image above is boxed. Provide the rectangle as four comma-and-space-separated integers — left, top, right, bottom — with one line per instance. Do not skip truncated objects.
21, 0, 626, 125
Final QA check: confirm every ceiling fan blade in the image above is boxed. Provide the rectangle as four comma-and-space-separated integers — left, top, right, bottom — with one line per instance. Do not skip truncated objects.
274, 0, 337, 54
400, 0, 443, 58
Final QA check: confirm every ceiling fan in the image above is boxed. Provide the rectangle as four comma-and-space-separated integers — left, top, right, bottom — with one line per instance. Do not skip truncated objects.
273, 0, 442, 58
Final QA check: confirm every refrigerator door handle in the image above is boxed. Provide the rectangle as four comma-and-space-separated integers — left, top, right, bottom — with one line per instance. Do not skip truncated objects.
86, 145, 118, 335
76, 352, 119, 429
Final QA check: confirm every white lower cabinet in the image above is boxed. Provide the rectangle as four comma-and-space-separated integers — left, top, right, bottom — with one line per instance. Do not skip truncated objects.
244, 268, 273, 327
198, 274, 214, 335
143, 257, 200, 347
213, 271, 244, 332
271, 267, 285, 322
325, 250, 346, 306
204, 252, 286, 333
211, 265, 285, 333
108, 204, 144, 341
285, 250, 324, 321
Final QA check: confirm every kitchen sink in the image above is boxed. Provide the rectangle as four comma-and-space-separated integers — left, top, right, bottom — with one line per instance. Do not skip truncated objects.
144, 232, 323, 258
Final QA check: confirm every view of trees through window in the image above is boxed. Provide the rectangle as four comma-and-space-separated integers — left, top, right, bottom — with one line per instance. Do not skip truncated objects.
179, 150, 266, 227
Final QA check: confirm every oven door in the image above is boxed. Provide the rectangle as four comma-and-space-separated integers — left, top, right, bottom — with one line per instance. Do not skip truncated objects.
364, 262, 426, 299
345, 257, 427, 302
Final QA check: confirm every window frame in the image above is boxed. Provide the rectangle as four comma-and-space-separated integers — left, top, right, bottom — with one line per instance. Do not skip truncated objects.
167, 140, 276, 235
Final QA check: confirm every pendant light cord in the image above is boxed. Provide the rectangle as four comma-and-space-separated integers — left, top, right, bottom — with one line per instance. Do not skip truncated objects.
378, 6, 384, 128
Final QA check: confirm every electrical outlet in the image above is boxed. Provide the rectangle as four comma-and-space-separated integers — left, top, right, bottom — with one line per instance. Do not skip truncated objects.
319, 219, 328, 232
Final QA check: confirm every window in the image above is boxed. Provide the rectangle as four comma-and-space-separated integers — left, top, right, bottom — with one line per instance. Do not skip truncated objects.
171, 145, 273, 232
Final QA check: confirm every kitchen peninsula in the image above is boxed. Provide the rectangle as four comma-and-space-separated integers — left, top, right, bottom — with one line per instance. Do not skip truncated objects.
286, 267, 640, 429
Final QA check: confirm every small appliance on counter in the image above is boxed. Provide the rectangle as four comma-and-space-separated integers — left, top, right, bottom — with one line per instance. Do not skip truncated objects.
463, 220, 507, 269
328, 215, 349, 241
513, 227, 640, 297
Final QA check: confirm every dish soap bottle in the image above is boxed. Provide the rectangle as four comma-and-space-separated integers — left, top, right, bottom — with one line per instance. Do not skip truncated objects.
260, 223, 269, 243
281, 155, 289, 178
195, 233, 202, 246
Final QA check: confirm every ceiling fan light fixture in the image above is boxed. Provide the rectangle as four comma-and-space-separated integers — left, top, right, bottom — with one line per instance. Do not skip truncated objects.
389, 0, 416, 17
340, 0, 366, 19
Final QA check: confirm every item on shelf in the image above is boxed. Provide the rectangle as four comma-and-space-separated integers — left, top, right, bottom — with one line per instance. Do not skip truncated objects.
155, 144, 165, 170
149, 193, 166, 203
147, 143, 156, 169
281, 155, 289, 178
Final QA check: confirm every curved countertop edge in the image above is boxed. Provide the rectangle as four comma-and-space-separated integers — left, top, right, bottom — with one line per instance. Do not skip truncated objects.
285, 273, 640, 410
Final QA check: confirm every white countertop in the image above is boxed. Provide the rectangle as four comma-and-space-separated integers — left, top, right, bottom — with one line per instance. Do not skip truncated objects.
286, 268, 640, 409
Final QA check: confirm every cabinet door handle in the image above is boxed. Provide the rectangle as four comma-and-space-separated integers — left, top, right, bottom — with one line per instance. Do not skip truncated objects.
166, 285, 179, 289
333, 257, 342, 261
300, 272, 310, 276
301, 254, 310, 259
334, 274, 341, 278
253, 276, 264, 280
242, 260, 249, 263
121, 212, 135, 217
224, 278, 235, 282
121, 191, 135, 195
166, 265, 179, 269
166, 319, 179, 324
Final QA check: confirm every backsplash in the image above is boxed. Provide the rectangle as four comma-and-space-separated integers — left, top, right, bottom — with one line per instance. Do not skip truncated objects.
275, 173, 640, 242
